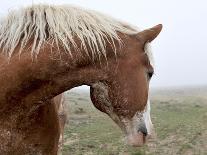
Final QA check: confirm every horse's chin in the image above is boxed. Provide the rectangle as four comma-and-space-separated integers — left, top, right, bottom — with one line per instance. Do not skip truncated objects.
125, 132, 146, 147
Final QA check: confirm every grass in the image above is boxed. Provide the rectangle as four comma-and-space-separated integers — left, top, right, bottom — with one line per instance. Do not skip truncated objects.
60, 88, 207, 155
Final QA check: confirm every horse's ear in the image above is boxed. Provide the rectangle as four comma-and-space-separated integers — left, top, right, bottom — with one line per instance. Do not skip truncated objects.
137, 24, 162, 44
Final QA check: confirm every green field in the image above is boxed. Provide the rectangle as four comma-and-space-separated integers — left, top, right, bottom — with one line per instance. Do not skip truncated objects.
61, 87, 207, 155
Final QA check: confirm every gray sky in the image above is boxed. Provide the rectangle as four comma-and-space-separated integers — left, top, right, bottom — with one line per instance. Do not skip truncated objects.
1, 0, 206, 88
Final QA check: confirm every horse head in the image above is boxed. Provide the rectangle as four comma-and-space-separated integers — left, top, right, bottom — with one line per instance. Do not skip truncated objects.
90, 24, 162, 147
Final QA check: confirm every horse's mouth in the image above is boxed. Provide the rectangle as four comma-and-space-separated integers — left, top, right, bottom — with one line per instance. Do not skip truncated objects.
126, 132, 147, 147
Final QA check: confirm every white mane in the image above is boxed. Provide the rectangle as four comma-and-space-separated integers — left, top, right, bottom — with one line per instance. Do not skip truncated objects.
0, 4, 153, 63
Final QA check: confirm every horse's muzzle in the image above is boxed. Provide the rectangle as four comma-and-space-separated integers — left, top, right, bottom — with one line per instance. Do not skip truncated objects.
126, 124, 149, 147
126, 132, 147, 147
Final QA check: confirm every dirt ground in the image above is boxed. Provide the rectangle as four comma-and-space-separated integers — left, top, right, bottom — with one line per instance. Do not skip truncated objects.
60, 86, 207, 155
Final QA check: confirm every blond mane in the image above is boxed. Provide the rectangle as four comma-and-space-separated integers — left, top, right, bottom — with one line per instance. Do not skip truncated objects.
0, 4, 153, 64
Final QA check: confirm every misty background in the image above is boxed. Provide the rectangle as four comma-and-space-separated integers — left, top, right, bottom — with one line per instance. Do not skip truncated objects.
1, 0, 206, 89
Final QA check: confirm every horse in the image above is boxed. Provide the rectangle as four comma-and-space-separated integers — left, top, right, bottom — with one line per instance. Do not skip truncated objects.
0, 4, 162, 155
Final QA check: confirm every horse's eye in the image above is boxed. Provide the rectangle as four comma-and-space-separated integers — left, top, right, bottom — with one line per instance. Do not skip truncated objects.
147, 71, 154, 79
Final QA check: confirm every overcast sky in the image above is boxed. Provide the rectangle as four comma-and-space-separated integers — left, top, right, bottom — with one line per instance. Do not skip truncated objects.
1, 0, 206, 88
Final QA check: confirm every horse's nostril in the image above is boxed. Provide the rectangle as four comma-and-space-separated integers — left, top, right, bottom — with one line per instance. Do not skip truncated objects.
138, 124, 148, 136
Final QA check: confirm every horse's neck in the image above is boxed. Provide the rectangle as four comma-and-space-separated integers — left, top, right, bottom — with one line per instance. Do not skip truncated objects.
0, 30, 123, 107
0, 47, 108, 154
0, 46, 109, 111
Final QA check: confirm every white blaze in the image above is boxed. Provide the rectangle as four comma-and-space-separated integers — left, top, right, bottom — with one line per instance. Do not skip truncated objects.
143, 99, 153, 136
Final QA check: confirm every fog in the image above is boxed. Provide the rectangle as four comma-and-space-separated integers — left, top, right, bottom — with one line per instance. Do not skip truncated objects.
1, 0, 206, 88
